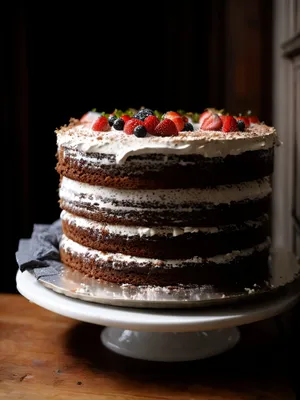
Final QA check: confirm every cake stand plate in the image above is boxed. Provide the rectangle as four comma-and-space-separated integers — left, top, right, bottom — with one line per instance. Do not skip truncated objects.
25, 247, 300, 309
16, 270, 300, 362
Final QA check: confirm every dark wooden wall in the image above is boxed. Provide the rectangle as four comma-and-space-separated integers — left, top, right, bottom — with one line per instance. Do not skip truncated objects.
5, 0, 273, 293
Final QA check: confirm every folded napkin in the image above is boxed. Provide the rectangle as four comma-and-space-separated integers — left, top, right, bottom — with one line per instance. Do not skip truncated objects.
15, 219, 63, 279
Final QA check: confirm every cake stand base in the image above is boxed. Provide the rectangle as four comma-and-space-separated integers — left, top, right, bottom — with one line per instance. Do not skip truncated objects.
100, 327, 240, 362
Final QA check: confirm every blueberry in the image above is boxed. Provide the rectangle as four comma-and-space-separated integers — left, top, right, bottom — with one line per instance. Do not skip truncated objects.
183, 122, 194, 131
133, 125, 147, 137
108, 115, 117, 126
113, 118, 125, 130
237, 120, 245, 132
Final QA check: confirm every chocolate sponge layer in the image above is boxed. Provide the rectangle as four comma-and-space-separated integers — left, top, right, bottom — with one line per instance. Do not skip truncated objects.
56, 147, 274, 189
60, 246, 270, 290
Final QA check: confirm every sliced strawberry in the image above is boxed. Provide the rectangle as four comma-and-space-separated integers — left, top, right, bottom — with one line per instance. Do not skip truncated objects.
121, 114, 131, 123
199, 112, 222, 131
198, 110, 212, 126
163, 111, 185, 132
164, 111, 181, 119
235, 116, 250, 128
246, 111, 260, 124
91, 116, 110, 132
219, 115, 227, 125
80, 111, 101, 123
221, 115, 239, 132
168, 116, 185, 132
153, 119, 178, 136
164, 111, 189, 123
144, 115, 160, 133
248, 115, 260, 124
124, 118, 144, 135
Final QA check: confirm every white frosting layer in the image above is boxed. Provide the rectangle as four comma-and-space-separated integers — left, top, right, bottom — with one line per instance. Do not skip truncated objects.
56, 122, 278, 164
59, 176, 272, 209
60, 234, 270, 268
61, 210, 268, 237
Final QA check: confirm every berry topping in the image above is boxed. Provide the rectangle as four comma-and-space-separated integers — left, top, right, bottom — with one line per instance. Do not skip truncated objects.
133, 108, 154, 121
113, 117, 125, 131
121, 114, 131, 123
144, 115, 160, 133
171, 116, 185, 132
235, 116, 250, 128
124, 118, 144, 135
246, 111, 260, 124
153, 119, 178, 136
183, 122, 194, 131
163, 112, 185, 132
248, 115, 260, 124
134, 125, 147, 138
108, 115, 117, 126
163, 111, 181, 119
237, 119, 245, 132
91, 116, 110, 132
221, 115, 239, 132
199, 111, 222, 131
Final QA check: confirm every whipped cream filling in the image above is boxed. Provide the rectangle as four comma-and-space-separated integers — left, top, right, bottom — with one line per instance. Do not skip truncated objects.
61, 210, 268, 237
60, 234, 271, 268
59, 176, 272, 209
56, 122, 278, 164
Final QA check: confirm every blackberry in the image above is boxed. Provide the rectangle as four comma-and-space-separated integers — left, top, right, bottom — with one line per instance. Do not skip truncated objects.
108, 115, 117, 126
237, 120, 245, 132
183, 122, 194, 131
113, 118, 125, 131
133, 125, 147, 137
133, 108, 154, 121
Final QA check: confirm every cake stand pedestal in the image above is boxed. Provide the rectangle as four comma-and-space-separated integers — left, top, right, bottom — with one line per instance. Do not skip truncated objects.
16, 270, 300, 362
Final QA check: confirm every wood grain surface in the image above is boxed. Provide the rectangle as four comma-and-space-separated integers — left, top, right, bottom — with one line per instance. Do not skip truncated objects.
0, 293, 299, 399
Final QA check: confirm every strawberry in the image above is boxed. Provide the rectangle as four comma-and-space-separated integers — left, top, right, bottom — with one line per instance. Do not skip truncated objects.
164, 111, 181, 119
246, 111, 260, 124
144, 115, 160, 133
219, 115, 227, 125
221, 115, 239, 132
235, 116, 250, 128
124, 118, 144, 135
163, 111, 185, 132
198, 110, 212, 126
248, 115, 260, 124
80, 111, 101, 123
91, 116, 110, 132
153, 119, 178, 136
164, 115, 185, 132
121, 114, 131, 123
199, 112, 222, 131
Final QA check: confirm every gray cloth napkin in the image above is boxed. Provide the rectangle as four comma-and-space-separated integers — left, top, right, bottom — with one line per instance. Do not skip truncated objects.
15, 219, 63, 279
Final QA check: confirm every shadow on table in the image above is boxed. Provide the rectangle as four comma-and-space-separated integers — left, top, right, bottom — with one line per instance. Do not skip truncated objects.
62, 316, 298, 399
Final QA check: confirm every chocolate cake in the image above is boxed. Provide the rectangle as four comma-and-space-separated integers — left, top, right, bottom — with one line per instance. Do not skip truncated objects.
55, 108, 278, 291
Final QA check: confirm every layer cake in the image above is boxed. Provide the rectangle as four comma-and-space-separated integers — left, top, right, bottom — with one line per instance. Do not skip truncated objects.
55, 108, 278, 291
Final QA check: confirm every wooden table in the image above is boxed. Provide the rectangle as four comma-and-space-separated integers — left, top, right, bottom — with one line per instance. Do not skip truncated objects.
1, 293, 300, 399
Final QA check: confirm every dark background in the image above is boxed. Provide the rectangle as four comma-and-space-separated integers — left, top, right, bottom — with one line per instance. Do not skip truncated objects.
4, 0, 273, 293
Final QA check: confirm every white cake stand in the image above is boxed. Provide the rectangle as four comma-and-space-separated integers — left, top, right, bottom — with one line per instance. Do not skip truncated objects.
16, 270, 300, 362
